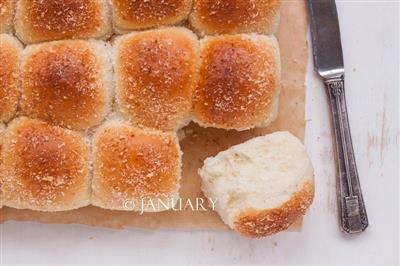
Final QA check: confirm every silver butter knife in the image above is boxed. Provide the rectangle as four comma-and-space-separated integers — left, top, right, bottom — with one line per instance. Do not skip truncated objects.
307, 0, 368, 234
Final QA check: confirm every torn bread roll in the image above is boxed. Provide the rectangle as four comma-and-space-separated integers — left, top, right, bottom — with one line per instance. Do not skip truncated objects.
190, 0, 281, 35
193, 34, 281, 131
91, 120, 182, 212
0, 117, 91, 211
20, 40, 113, 131
111, 0, 192, 33
114, 27, 199, 131
0, 34, 22, 123
15, 0, 112, 44
0, 0, 16, 33
199, 131, 314, 238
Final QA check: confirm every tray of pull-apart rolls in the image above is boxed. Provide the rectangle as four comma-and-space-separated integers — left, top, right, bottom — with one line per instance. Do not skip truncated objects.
0, 0, 313, 238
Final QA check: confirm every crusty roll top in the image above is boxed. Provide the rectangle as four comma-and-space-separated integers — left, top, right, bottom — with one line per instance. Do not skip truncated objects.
190, 0, 281, 35
20, 40, 112, 131
112, 0, 192, 32
15, 0, 111, 43
0, 34, 22, 122
115, 27, 199, 131
194, 34, 280, 130
92, 122, 182, 211
0, 0, 16, 33
1, 117, 91, 211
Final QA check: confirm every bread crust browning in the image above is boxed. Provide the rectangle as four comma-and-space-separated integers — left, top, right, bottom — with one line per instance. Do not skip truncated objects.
20, 40, 112, 131
112, 0, 192, 32
234, 179, 315, 238
190, 0, 281, 35
91, 121, 182, 211
193, 34, 280, 130
1, 117, 91, 211
0, 123, 4, 157
15, 0, 111, 44
115, 27, 199, 131
0, 34, 22, 123
0, 0, 16, 33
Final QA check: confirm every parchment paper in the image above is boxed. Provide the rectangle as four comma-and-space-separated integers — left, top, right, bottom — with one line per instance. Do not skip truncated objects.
0, 0, 309, 231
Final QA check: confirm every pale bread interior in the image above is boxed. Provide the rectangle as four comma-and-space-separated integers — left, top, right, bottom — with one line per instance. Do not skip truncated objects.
199, 131, 314, 228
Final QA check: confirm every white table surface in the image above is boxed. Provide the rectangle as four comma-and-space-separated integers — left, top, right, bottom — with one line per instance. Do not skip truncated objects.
1, 1, 398, 265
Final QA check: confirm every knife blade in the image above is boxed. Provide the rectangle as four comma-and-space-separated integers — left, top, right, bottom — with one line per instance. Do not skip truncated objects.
307, 0, 369, 234
308, 0, 344, 78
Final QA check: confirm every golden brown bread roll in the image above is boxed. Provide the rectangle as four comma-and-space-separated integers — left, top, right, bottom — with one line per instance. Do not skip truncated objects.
91, 120, 182, 212
20, 40, 113, 131
0, 34, 22, 123
193, 34, 281, 131
1, 117, 91, 211
190, 0, 281, 35
111, 0, 192, 33
114, 27, 199, 131
0, 0, 16, 33
15, 0, 112, 44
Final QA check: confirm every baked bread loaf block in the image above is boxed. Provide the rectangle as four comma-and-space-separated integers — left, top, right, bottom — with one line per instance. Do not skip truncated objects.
114, 27, 199, 131
1, 117, 91, 211
111, 0, 192, 33
0, 0, 16, 33
20, 40, 113, 131
15, 0, 112, 44
0, 34, 22, 123
91, 120, 182, 212
190, 0, 281, 35
199, 132, 314, 238
193, 34, 281, 131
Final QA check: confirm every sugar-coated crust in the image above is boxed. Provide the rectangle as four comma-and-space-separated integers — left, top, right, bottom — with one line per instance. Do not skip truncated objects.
190, 0, 281, 35
15, 0, 112, 44
234, 177, 314, 238
1, 117, 91, 211
0, 0, 16, 33
193, 34, 281, 131
20, 40, 112, 131
112, 0, 192, 33
0, 34, 22, 123
91, 120, 182, 211
114, 27, 199, 131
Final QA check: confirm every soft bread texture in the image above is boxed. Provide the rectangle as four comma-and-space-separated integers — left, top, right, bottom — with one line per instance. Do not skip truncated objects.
0, 0, 15, 33
91, 120, 182, 212
15, 0, 112, 44
193, 34, 281, 131
114, 27, 199, 131
190, 0, 281, 35
20, 40, 113, 131
199, 132, 314, 238
111, 0, 192, 33
0, 34, 22, 122
1, 117, 91, 211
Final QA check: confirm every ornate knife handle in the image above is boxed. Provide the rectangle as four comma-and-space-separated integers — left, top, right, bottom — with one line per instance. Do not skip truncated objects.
325, 76, 368, 234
